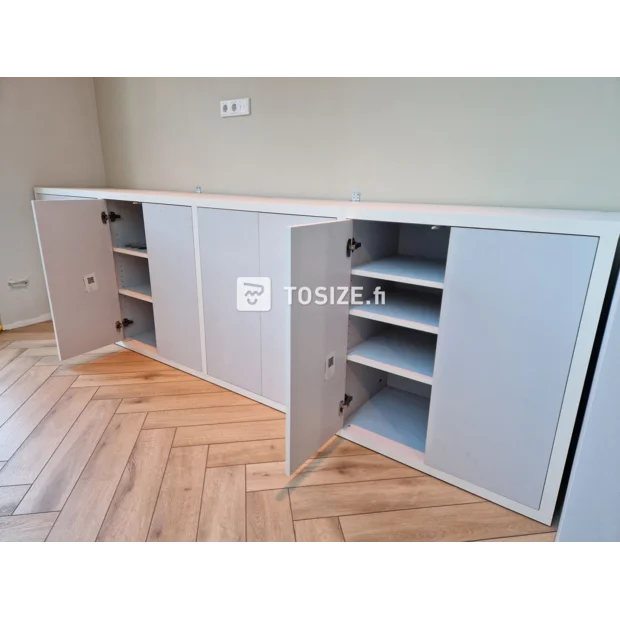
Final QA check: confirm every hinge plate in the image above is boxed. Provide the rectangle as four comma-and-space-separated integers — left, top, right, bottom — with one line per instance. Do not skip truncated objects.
346, 238, 361, 257
339, 393, 353, 415
115, 318, 134, 332
101, 211, 121, 224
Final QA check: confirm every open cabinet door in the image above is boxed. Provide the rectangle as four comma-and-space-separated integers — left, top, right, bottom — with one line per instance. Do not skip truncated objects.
32, 199, 122, 360
286, 219, 353, 474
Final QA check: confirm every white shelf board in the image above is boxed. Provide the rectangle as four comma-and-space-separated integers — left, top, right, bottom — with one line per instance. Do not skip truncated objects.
113, 246, 148, 259
127, 330, 157, 349
352, 256, 446, 289
119, 284, 153, 303
347, 328, 435, 384
339, 386, 429, 462
350, 290, 441, 334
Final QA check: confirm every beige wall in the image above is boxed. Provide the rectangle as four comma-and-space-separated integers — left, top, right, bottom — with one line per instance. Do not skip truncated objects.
0, 78, 105, 328
95, 77, 620, 210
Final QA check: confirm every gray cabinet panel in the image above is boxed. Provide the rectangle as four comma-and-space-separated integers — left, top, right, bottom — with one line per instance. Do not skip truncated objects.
425, 228, 597, 508
259, 213, 332, 405
143, 203, 202, 372
32, 199, 121, 360
199, 208, 261, 394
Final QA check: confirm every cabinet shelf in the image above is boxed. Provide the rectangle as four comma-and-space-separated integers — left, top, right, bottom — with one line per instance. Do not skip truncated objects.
339, 387, 429, 462
119, 284, 152, 303
350, 290, 441, 334
347, 328, 436, 384
113, 246, 148, 259
352, 256, 445, 289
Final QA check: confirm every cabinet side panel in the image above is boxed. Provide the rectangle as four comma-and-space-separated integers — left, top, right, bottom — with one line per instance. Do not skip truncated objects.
259, 213, 333, 405
143, 203, 202, 371
198, 208, 262, 394
425, 228, 597, 509
32, 199, 121, 359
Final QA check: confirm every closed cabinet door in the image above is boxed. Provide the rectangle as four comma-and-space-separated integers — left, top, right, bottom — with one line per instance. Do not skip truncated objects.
425, 228, 598, 509
259, 213, 333, 405
143, 203, 203, 372
198, 208, 262, 394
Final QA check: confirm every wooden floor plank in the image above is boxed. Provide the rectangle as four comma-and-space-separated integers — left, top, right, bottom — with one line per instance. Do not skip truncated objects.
0, 376, 74, 460
198, 465, 245, 542
93, 379, 225, 400
314, 437, 375, 459
207, 439, 286, 468
0, 512, 58, 542
0, 485, 30, 516
97, 428, 175, 542
339, 502, 555, 542
144, 404, 284, 430
0, 348, 23, 371
53, 360, 166, 376
289, 476, 480, 520
0, 387, 96, 486
0, 342, 8, 352
14, 399, 120, 515
118, 391, 251, 414
147, 445, 208, 542
478, 532, 556, 542
47, 412, 146, 542
294, 518, 344, 542
174, 419, 285, 447
247, 489, 295, 542
0, 356, 39, 397
4, 321, 53, 334
247, 454, 422, 492
35, 350, 143, 367
5, 339, 57, 348
0, 365, 57, 426
0, 462, 5, 471
17, 347, 60, 357
71, 369, 193, 387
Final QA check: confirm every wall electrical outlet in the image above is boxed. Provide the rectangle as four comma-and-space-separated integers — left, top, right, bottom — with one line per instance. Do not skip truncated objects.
220, 98, 251, 118
352, 191, 361, 202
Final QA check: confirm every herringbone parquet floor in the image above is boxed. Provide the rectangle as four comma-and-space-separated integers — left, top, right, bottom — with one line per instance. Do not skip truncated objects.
0, 322, 556, 542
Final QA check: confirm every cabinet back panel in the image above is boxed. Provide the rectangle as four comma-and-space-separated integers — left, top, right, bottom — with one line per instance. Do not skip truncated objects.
114, 253, 151, 290
398, 224, 450, 260
425, 228, 597, 509
108, 201, 146, 249
120, 295, 155, 340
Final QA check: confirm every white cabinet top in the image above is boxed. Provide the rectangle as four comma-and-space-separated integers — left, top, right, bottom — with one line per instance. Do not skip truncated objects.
34, 186, 620, 236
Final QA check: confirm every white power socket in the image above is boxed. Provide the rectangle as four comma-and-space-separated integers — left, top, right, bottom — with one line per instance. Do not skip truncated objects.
220, 98, 251, 118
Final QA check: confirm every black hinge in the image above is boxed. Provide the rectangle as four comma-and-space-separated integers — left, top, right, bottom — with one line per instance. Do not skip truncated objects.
115, 318, 134, 332
346, 238, 361, 257
101, 211, 121, 224
339, 393, 353, 416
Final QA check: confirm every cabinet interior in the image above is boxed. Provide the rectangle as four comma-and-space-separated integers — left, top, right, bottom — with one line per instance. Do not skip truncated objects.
109, 200, 156, 351
341, 220, 450, 465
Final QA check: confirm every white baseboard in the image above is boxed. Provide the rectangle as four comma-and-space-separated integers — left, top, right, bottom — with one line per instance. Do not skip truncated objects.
2, 313, 52, 331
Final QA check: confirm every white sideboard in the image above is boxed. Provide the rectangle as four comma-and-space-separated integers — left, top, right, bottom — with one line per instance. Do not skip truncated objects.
32, 186, 620, 525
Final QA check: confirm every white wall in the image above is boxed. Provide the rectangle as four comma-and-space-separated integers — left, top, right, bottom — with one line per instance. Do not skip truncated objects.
95, 78, 620, 211
0, 78, 105, 328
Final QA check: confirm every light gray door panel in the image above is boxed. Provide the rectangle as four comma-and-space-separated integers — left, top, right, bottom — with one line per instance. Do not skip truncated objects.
425, 228, 597, 508
259, 213, 333, 405
199, 208, 261, 394
32, 199, 121, 360
143, 203, 202, 372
